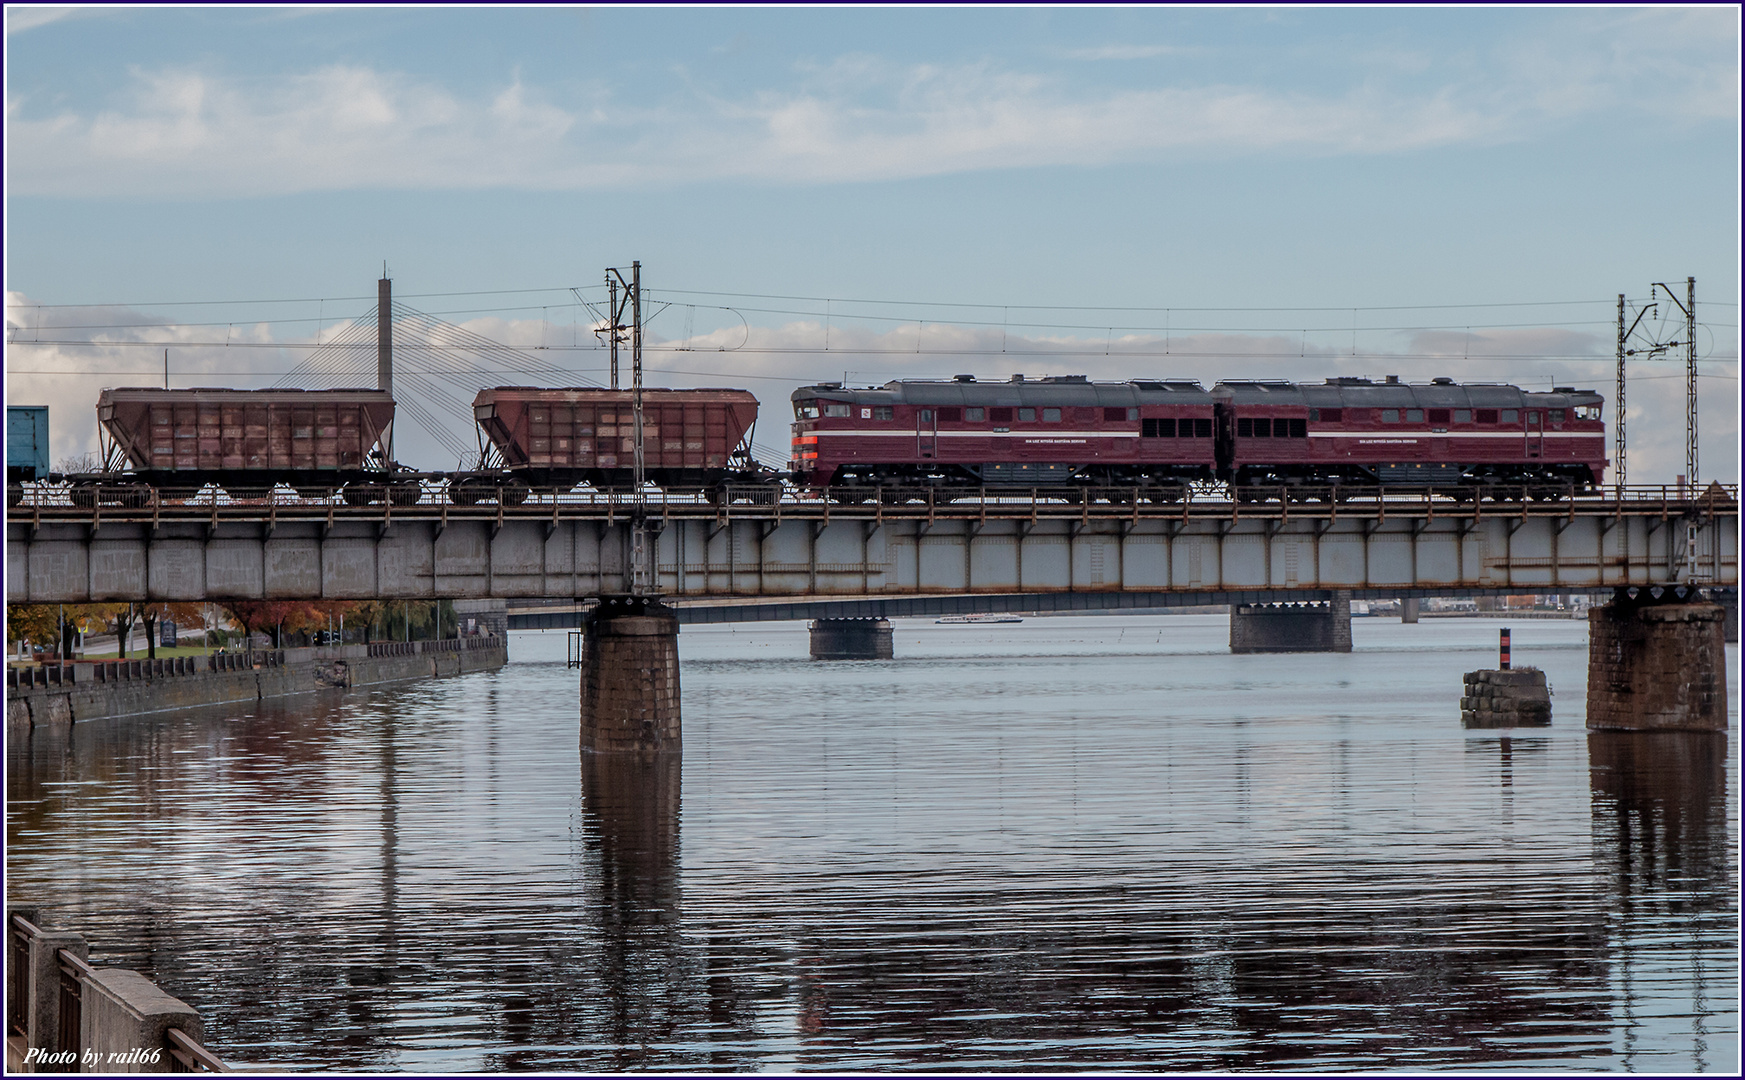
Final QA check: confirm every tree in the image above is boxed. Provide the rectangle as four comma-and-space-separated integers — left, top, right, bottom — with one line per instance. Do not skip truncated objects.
136, 602, 208, 659
6, 604, 59, 656
113, 604, 139, 658
219, 601, 355, 649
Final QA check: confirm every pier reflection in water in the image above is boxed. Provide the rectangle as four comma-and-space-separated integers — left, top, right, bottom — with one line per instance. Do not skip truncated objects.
1589, 730, 1732, 1074
4, 617, 1737, 1072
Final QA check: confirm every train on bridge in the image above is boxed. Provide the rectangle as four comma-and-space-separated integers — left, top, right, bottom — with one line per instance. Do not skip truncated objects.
7, 373, 1606, 508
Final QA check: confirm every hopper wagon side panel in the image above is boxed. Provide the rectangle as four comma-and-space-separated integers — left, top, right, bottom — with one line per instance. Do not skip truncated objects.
98, 389, 392, 482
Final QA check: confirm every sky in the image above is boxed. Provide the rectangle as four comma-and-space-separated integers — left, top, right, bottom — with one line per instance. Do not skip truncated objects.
4, 4, 1739, 480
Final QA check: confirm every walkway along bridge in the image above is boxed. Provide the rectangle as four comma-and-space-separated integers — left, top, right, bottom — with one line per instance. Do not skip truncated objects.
7, 483, 1736, 604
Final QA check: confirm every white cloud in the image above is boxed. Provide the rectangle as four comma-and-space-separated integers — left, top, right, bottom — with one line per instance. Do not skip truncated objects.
1065, 45, 1195, 61
5, 6, 87, 35
6, 293, 1732, 480
6, 7, 1735, 198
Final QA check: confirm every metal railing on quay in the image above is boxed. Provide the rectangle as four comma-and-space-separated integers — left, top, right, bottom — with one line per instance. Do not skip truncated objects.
166, 1027, 231, 1073
7, 913, 231, 1074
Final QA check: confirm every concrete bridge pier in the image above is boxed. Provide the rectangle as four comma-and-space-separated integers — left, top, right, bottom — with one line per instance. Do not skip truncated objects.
579, 596, 681, 755
1401, 597, 1421, 623
809, 618, 894, 660
1230, 591, 1352, 653
1587, 588, 1729, 732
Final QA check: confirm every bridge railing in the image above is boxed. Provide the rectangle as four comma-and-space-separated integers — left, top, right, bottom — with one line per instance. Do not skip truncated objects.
7, 478, 1739, 514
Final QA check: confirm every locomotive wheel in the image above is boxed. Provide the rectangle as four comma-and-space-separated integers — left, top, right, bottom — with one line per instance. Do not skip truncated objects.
449, 482, 482, 506
829, 487, 871, 505
388, 483, 422, 507
71, 485, 97, 508
500, 483, 530, 507
120, 484, 153, 508
342, 485, 379, 506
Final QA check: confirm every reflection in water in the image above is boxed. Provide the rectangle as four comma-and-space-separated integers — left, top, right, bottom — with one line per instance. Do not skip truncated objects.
578, 751, 682, 1072
1589, 731, 1732, 1073
6, 621, 1736, 1072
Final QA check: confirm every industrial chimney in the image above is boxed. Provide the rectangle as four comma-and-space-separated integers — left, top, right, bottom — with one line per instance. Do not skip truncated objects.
377, 275, 392, 395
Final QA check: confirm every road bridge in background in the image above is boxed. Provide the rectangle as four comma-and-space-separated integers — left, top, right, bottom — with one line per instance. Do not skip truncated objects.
8, 485, 1736, 604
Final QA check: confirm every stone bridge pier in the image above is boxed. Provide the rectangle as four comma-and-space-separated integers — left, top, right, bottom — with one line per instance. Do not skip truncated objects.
579, 596, 681, 756
1229, 591, 1353, 653
1587, 588, 1729, 732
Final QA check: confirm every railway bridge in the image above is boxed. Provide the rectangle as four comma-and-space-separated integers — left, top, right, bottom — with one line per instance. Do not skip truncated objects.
6, 484, 1736, 604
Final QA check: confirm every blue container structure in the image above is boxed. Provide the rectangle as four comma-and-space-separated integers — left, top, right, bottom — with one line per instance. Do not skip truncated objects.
7, 405, 50, 483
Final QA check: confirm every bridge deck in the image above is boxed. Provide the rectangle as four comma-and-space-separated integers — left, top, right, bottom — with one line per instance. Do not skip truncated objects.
9, 486, 1737, 603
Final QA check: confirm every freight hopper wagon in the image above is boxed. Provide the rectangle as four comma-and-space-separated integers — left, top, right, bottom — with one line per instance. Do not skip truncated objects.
90, 387, 402, 505
458, 387, 767, 503
790, 375, 1218, 501
1213, 377, 1607, 495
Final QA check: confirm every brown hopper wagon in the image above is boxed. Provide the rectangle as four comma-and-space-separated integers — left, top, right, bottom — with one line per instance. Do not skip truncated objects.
93, 387, 400, 502
460, 387, 764, 503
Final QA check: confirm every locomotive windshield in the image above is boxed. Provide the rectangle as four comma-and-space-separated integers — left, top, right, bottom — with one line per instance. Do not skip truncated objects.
795, 400, 819, 420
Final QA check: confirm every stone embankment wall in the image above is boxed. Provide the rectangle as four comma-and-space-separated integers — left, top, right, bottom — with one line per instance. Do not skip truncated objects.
1461, 668, 1551, 728
6, 637, 506, 734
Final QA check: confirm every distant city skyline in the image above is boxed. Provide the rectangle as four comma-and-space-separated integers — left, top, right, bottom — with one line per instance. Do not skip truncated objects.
5, 5, 1737, 480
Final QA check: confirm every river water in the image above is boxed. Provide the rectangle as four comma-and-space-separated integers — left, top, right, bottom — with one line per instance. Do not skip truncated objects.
6, 615, 1738, 1073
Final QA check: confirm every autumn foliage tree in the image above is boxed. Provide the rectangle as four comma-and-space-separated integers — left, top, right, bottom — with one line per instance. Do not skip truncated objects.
219, 601, 365, 648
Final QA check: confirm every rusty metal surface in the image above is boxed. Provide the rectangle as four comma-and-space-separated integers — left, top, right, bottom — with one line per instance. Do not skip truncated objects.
96, 388, 392, 475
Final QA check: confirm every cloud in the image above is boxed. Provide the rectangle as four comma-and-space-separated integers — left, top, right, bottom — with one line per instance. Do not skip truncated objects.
8, 295, 1733, 481
1065, 45, 1195, 61
6, 7, 1734, 198
5, 7, 88, 35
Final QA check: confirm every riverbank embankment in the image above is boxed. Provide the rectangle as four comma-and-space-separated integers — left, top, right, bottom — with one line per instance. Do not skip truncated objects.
5, 636, 506, 734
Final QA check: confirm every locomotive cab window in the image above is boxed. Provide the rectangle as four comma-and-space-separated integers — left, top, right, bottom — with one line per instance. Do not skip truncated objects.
874, 406, 893, 421
1574, 404, 1601, 421
1043, 408, 1061, 423
796, 401, 820, 420
1548, 409, 1564, 423
824, 403, 851, 418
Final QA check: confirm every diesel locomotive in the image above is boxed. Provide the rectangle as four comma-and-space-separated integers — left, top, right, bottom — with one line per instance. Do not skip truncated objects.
789, 374, 1607, 500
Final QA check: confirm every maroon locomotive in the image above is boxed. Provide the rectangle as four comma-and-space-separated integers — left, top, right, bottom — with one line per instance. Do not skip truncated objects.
791, 374, 1606, 498
1215, 376, 1607, 490
789, 374, 1216, 500
456, 386, 765, 503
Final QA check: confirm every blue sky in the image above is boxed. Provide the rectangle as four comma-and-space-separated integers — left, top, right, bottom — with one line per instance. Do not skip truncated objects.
4, 5, 1738, 478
